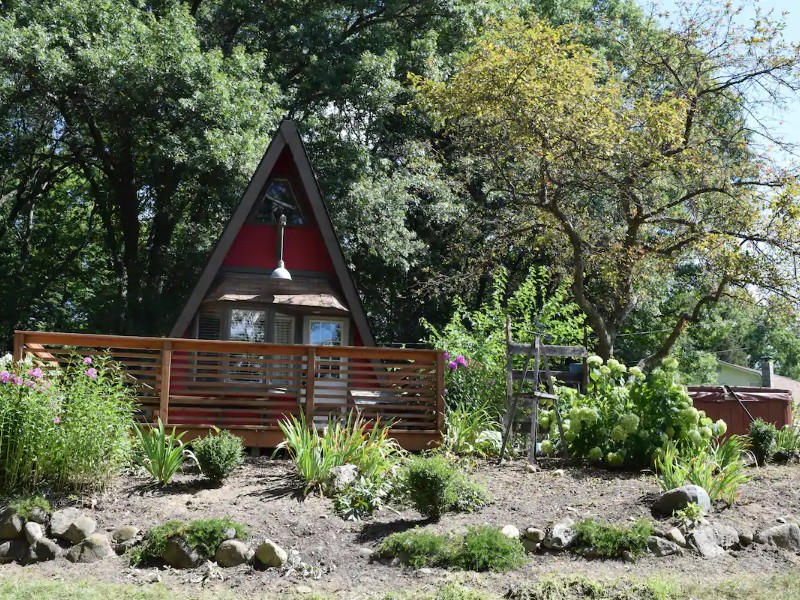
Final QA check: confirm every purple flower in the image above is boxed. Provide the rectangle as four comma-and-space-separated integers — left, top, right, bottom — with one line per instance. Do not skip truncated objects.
456, 354, 467, 367
0, 370, 10, 384
28, 367, 43, 380
443, 351, 450, 361
83, 356, 93, 365
13, 376, 22, 385
444, 388, 448, 395
448, 361, 458, 370
53, 417, 60, 425
85, 368, 98, 380
24, 380, 36, 388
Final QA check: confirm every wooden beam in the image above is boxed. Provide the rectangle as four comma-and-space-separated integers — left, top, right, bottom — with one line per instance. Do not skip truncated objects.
13, 331, 24, 362
159, 342, 172, 425
508, 343, 587, 358
305, 347, 315, 425
435, 350, 446, 434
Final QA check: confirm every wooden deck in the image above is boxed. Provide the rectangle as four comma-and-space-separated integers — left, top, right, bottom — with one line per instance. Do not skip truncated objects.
13, 331, 445, 450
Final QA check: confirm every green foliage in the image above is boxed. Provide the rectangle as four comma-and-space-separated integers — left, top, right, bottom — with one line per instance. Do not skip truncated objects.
775, 426, 800, 458
443, 402, 501, 458
0, 355, 134, 491
572, 519, 653, 558
131, 518, 247, 566
654, 437, 749, 505
378, 526, 525, 572
9, 495, 51, 520
749, 419, 778, 466
333, 476, 392, 521
397, 455, 489, 521
134, 419, 195, 486
192, 428, 244, 485
673, 503, 705, 531
552, 356, 726, 469
276, 412, 403, 496
506, 574, 680, 600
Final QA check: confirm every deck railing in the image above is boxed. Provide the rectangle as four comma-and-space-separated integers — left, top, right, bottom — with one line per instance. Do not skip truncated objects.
13, 331, 445, 450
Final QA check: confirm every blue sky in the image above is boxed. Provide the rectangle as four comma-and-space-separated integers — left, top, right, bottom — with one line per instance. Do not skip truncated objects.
652, 0, 800, 153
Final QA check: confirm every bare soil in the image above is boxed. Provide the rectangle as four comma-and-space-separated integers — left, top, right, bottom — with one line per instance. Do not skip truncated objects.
4, 458, 800, 598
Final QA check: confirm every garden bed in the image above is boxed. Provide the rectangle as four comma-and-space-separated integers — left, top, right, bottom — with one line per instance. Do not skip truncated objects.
3, 458, 800, 598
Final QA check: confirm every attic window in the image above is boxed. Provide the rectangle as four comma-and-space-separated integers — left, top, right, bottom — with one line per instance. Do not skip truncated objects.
251, 178, 305, 226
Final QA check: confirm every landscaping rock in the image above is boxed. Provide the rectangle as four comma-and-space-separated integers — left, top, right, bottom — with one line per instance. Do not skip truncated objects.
326, 464, 359, 494
112, 525, 139, 544
689, 525, 725, 558
0, 508, 24, 540
23, 522, 43, 544
162, 537, 202, 569
739, 529, 754, 547
64, 515, 96, 544
50, 507, 81, 539
27, 507, 49, 525
524, 527, 545, 543
215, 540, 253, 567
647, 536, 682, 557
255, 539, 287, 568
501, 525, 520, 540
754, 523, 800, 551
0, 539, 26, 563
357, 547, 374, 559
777, 515, 798, 525
711, 524, 739, 549
543, 518, 576, 551
29, 538, 60, 562
652, 485, 711, 516
521, 539, 540, 554
666, 527, 687, 547
65, 533, 115, 564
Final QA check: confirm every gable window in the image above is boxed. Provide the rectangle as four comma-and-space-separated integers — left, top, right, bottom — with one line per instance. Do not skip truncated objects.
251, 178, 304, 226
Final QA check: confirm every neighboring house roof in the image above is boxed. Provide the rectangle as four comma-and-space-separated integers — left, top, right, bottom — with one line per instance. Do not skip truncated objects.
170, 120, 375, 346
717, 360, 800, 402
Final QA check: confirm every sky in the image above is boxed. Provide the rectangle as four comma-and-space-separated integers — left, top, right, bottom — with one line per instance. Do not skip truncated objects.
652, 0, 800, 155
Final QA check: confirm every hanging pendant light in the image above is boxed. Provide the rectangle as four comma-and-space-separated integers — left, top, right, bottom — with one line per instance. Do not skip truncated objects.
270, 214, 292, 281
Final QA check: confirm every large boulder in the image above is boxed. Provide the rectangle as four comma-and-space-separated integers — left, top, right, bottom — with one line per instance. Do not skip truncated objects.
65, 534, 115, 564
325, 464, 359, 494
754, 523, 800, 551
0, 539, 26, 564
29, 538, 60, 562
63, 515, 96, 544
162, 537, 202, 569
50, 507, 81, 540
647, 536, 682, 557
23, 522, 43, 544
255, 539, 288, 568
215, 540, 253, 567
543, 518, 576, 551
0, 508, 24, 540
688, 524, 738, 558
652, 485, 711, 516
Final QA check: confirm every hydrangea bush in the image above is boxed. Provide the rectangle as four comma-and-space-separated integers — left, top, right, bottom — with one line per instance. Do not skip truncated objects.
0, 353, 134, 491
542, 356, 726, 468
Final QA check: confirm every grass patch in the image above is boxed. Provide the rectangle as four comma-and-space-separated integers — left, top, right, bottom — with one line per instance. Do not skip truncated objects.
8, 495, 51, 519
572, 518, 653, 558
130, 518, 247, 565
378, 525, 525, 572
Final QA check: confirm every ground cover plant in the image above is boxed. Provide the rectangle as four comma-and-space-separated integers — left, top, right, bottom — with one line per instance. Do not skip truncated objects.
0, 353, 134, 491
378, 526, 525, 572
192, 427, 244, 485
397, 454, 489, 520
130, 518, 247, 566
8, 495, 51, 520
571, 518, 653, 558
134, 418, 195, 486
546, 356, 727, 469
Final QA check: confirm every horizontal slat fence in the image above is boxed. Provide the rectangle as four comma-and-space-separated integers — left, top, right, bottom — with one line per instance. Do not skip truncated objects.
13, 331, 445, 450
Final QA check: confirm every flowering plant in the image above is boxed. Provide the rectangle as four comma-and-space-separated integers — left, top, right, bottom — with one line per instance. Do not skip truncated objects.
542, 356, 726, 468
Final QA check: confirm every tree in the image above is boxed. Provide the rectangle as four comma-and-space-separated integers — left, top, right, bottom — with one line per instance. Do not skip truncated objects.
414, 3, 800, 364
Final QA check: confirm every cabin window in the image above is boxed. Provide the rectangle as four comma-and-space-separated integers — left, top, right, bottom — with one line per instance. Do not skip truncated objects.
229, 309, 266, 343
304, 317, 349, 379
251, 178, 305, 226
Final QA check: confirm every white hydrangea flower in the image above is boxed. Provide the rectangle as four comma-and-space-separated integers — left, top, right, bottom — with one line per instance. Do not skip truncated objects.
0, 353, 12, 365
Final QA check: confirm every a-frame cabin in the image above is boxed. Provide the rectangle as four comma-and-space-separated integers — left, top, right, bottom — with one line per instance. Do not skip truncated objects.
170, 120, 375, 350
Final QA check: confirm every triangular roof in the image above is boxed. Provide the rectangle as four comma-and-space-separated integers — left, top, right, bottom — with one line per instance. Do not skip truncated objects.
170, 120, 375, 346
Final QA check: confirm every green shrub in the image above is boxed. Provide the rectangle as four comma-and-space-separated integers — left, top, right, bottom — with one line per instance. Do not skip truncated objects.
572, 519, 653, 558
548, 356, 727, 469
378, 526, 525, 572
333, 476, 391, 521
775, 425, 800, 459
397, 455, 489, 521
673, 503, 704, 530
444, 402, 502, 457
749, 418, 778, 465
0, 354, 134, 492
653, 437, 749, 505
131, 518, 247, 565
134, 418, 195, 486
276, 412, 403, 495
9, 495, 51, 519
192, 428, 244, 485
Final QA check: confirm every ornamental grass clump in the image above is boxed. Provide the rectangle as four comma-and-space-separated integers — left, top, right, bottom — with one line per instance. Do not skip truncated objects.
0, 353, 134, 492
545, 356, 727, 469
134, 418, 196, 486
444, 401, 502, 458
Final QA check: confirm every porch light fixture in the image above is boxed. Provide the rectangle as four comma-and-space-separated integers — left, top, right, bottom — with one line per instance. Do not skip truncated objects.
270, 214, 292, 281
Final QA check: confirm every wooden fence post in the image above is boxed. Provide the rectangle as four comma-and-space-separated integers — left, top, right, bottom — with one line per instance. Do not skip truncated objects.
159, 341, 172, 425
436, 350, 446, 436
305, 347, 316, 426
13, 331, 24, 362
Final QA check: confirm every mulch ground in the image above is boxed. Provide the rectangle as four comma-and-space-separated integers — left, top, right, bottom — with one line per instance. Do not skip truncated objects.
3, 457, 800, 598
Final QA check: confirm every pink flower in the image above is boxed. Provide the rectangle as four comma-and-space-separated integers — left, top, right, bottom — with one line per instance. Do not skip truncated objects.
53, 417, 60, 425
0, 371, 10, 384
448, 360, 458, 370
13, 376, 22, 385
83, 356, 92, 365
456, 355, 467, 367
85, 368, 98, 380
24, 380, 36, 388
28, 367, 43, 380
443, 351, 450, 361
